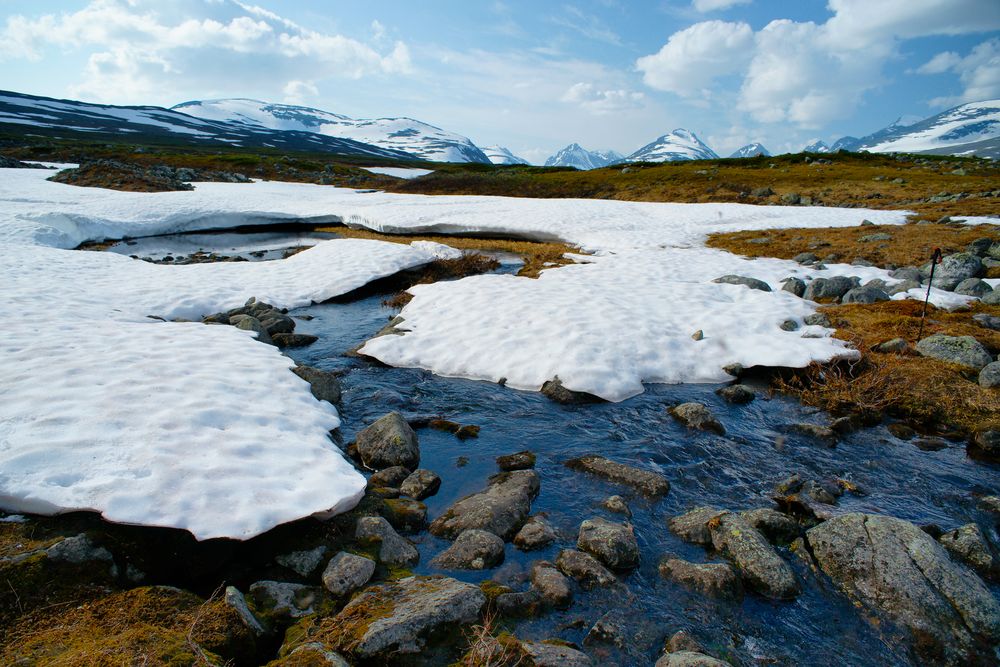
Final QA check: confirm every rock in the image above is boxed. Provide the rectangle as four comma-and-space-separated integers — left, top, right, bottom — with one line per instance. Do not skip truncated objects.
429, 470, 540, 540
722, 362, 744, 377
355, 516, 419, 567
46, 534, 115, 568
980, 496, 1000, 514
656, 650, 732, 667
540, 376, 603, 403
803, 312, 831, 327
668, 506, 724, 545
666, 631, 704, 653
939, 524, 998, 579
709, 512, 799, 599
303, 576, 485, 659
259, 312, 296, 336
890, 266, 923, 282
830, 413, 863, 435
669, 402, 725, 435
322, 552, 376, 596
496, 450, 536, 471
691, 329, 704, 341
520, 640, 594, 666
973, 313, 1000, 330
888, 422, 916, 439
979, 362, 1000, 388
806, 513, 1000, 665
602, 495, 632, 516
841, 286, 890, 304
233, 315, 273, 344
292, 365, 342, 404
803, 276, 859, 301
780, 192, 800, 205
659, 557, 742, 601
716, 384, 754, 404
752, 187, 774, 198
793, 252, 817, 264
875, 337, 909, 353
889, 279, 922, 295
782, 277, 806, 297
577, 518, 639, 570
400, 469, 441, 500
564, 454, 670, 497
860, 232, 893, 242
273, 643, 350, 666
248, 580, 317, 620
584, 611, 627, 648
355, 412, 420, 470
381, 497, 427, 532
739, 508, 801, 544
276, 546, 327, 577
494, 589, 543, 618
971, 430, 1000, 457
431, 529, 505, 570
556, 549, 617, 588
369, 466, 411, 488
923, 252, 983, 291
225, 586, 266, 636
272, 333, 318, 348
712, 275, 772, 291
784, 422, 837, 446
915, 334, 993, 369
530, 560, 573, 608
955, 278, 993, 297
779, 319, 799, 331
514, 516, 557, 551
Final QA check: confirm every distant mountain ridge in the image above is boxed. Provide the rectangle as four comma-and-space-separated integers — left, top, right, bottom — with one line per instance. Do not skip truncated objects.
730, 142, 770, 158
545, 143, 623, 170
482, 145, 528, 165
626, 129, 718, 162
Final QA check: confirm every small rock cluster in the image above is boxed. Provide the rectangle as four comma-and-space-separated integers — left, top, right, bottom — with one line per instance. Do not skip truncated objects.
49, 159, 251, 192
202, 296, 318, 348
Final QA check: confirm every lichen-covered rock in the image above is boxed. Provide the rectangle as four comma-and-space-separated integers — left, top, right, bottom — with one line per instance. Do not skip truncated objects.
276, 546, 327, 577
803, 276, 859, 301
577, 518, 639, 570
841, 286, 890, 304
531, 560, 573, 608
381, 497, 427, 532
249, 581, 318, 621
668, 506, 724, 545
399, 468, 441, 500
496, 450, 536, 471
655, 650, 732, 667
979, 362, 1000, 389
292, 365, 342, 404
806, 513, 1000, 665
429, 470, 540, 540
268, 642, 350, 666
555, 549, 616, 588
715, 384, 755, 404
669, 402, 725, 435
514, 516, 557, 551
659, 557, 742, 601
355, 412, 420, 470
521, 640, 594, 666
738, 508, 801, 545
564, 454, 670, 497
938, 524, 998, 579
915, 334, 993, 370
922, 252, 983, 291
712, 275, 771, 291
955, 278, 993, 297
355, 516, 419, 568
322, 552, 375, 596
431, 529, 505, 570
709, 512, 799, 600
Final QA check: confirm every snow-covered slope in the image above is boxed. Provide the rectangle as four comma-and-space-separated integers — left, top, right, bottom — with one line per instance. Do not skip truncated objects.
855, 100, 1000, 156
173, 99, 490, 164
0, 91, 415, 159
803, 140, 830, 153
626, 129, 719, 162
482, 145, 529, 165
729, 143, 770, 158
544, 144, 623, 170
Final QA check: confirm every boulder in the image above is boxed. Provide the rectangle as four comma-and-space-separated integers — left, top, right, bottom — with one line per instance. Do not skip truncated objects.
248, 581, 317, 621
803, 276, 859, 301
841, 286, 890, 304
429, 470, 540, 540
540, 376, 603, 403
782, 277, 806, 297
971, 430, 1000, 457
668, 506, 724, 546
355, 516, 419, 568
915, 334, 993, 370
381, 498, 427, 532
276, 546, 327, 577
399, 469, 441, 500
530, 560, 573, 608
655, 650, 732, 667
355, 412, 420, 470
709, 512, 799, 599
806, 513, 1000, 665
555, 549, 617, 588
658, 557, 742, 601
513, 516, 557, 551
739, 508, 801, 544
272, 333, 318, 348
496, 450, 536, 471
577, 518, 639, 570
715, 384, 754, 404
793, 252, 817, 264
978, 362, 1000, 388
875, 337, 908, 353
233, 315, 273, 344
564, 454, 670, 497
430, 529, 505, 570
889, 279, 921, 296
939, 524, 998, 579
803, 312, 831, 327
369, 466, 411, 489
983, 291, 1000, 306
974, 313, 1000, 330
922, 252, 983, 291
292, 366, 342, 404
321, 552, 375, 596
669, 402, 725, 435
890, 266, 923, 283
520, 640, 594, 666
712, 275, 771, 292
955, 278, 993, 297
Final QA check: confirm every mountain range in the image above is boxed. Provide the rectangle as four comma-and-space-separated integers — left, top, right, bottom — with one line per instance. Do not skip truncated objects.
482, 145, 528, 165
729, 143, 770, 158
543, 144, 624, 170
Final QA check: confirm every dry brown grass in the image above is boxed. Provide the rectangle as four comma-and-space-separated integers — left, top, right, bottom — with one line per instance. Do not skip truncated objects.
707, 222, 1000, 270
460, 612, 524, 667
381, 254, 501, 308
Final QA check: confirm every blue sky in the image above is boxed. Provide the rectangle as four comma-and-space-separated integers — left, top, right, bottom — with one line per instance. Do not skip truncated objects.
1, 0, 998, 162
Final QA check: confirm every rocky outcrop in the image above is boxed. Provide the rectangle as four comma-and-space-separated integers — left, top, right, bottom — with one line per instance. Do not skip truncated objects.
564, 455, 670, 497
806, 513, 1000, 665
429, 470, 539, 540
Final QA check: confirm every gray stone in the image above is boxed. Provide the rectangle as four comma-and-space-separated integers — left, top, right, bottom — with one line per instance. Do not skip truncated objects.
281, 644, 350, 667
577, 518, 640, 570
715, 384, 755, 404
971, 430, 1000, 457
530, 560, 573, 608
784, 422, 838, 446
276, 546, 327, 577
875, 337, 909, 353
803, 312, 831, 327
793, 252, 818, 264
329, 576, 485, 658
355, 516, 419, 567
803, 276, 860, 301
564, 454, 670, 497
322, 552, 375, 596
400, 469, 441, 500
540, 376, 603, 403
668, 506, 724, 546
248, 580, 317, 620
954, 278, 993, 297
656, 651, 732, 667
659, 557, 742, 601
556, 549, 617, 588
496, 450, 536, 471
979, 362, 1000, 388
806, 513, 1000, 665
514, 516, 557, 550
272, 333, 317, 348
712, 275, 772, 292
669, 402, 725, 435
973, 313, 1000, 330
429, 470, 539, 540
431, 529, 505, 570
889, 279, 921, 295
355, 412, 420, 470
780, 192, 800, 205
922, 252, 983, 291
46, 534, 114, 566
890, 266, 923, 283
380, 497, 427, 532
520, 640, 594, 666
782, 277, 806, 297
232, 315, 273, 344
841, 286, 890, 304
258, 312, 295, 336
739, 508, 801, 544
224, 586, 266, 636
939, 524, 998, 579
983, 291, 1000, 306
709, 512, 799, 599
780, 319, 799, 331
602, 495, 632, 516
494, 589, 543, 618
369, 466, 411, 488
292, 365, 342, 404
860, 232, 893, 242
915, 334, 993, 369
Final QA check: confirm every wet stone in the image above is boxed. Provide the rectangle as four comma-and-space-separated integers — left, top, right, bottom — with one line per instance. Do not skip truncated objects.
602, 495, 632, 517
496, 450, 536, 471
715, 384, 754, 404
669, 402, 725, 435
431, 529, 505, 570
399, 468, 441, 500
321, 552, 375, 596
355, 516, 419, 568
577, 517, 640, 571
531, 560, 573, 608
514, 516, 557, 551
658, 557, 743, 601
564, 454, 670, 497
355, 412, 420, 470
556, 549, 617, 588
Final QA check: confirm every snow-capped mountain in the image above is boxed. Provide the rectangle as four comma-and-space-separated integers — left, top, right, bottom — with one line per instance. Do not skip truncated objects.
830, 136, 860, 152
803, 140, 830, 153
544, 144, 624, 170
852, 100, 1000, 156
729, 143, 770, 158
0, 90, 416, 160
626, 129, 719, 162
482, 145, 528, 165
173, 99, 490, 164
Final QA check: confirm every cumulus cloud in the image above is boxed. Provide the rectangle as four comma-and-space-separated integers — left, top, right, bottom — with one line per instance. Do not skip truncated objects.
0, 0, 411, 104
918, 38, 1000, 107
691, 0, 751, 12
283, 80, 319, 105
635, 21, 752, 97
561, 82, 644, 114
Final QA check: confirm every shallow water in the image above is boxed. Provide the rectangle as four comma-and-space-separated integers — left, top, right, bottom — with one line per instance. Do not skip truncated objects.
283, 284, 1000, 666
104, 229, 340, 261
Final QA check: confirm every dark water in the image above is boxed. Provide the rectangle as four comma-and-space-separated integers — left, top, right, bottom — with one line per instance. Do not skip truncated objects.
104, 230, 340, 261
283, 287, 1000, 666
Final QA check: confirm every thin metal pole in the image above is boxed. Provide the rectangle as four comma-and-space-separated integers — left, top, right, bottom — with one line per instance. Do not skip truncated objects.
917, 248, 942, 341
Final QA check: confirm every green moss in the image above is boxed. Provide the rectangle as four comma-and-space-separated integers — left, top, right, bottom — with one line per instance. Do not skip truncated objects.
478, 580, 512, 603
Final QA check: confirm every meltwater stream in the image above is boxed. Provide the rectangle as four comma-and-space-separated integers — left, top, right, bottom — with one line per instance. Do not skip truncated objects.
281, 283, 999, 666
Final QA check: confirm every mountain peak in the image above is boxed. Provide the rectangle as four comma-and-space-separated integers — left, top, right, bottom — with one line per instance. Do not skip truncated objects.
544, 144, 622, 170
729, 142, 770, 158
626, 129, 718, 163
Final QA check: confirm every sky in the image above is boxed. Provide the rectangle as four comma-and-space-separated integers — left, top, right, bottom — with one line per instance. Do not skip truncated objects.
1, 0, 998, 163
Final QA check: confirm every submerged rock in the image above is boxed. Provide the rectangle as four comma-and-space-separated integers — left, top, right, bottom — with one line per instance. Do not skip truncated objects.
431, 529, 505, 570
496, 450, 536, 471
292, 365, 342, 404
556, 549, 617, 588
530, 560, 573, 608
564, 454, 670, 497
709, 512, 799, 600
659, 557, 743, 601
602, 495, 632, 516
915, 334, 993, 370
355, 412, 420, 470
577, 518, 639, 570
669, 402, 725, 435
429, 470, 540, 540
541, 376, 604, 403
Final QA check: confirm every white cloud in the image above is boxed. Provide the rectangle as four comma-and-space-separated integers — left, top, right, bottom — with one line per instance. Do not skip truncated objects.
561, 82, 644, 114
635, 21, 752, 97
917, 51, 963, 75
918, 38, 1000, 107
550, 5, 622, 45
283, 80, 319, 105
691, 0, 751, 12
